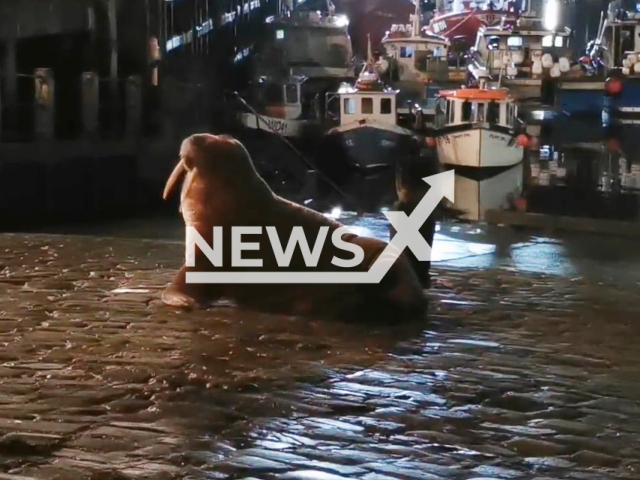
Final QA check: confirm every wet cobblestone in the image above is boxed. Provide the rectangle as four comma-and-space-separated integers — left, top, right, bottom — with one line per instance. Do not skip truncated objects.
0, 233, 638, 479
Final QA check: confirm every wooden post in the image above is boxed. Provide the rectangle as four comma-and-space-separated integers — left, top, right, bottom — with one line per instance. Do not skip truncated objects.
0, 76, 2, 141
108, 0, 119, 131
81, 72, 99, 139
125, 75, 142, 139
2, 38, 16, 133
34, 68, 55, 141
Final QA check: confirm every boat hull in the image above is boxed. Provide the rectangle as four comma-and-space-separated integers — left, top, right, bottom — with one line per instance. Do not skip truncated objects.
324, 124, 415, 171
239, 112, 320, 138
555, 81, 604, 116
435, 127, 523, 168
427, 10, 519, 48
453, 162, 524, 221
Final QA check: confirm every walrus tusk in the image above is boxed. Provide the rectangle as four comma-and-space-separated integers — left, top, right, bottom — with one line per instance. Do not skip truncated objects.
163, 158, 186, 200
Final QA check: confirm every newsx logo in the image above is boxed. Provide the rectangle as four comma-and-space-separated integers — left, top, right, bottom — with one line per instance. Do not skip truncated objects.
185, 171, 454, 284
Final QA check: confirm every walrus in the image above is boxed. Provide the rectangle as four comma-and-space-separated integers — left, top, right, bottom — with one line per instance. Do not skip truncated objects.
161, 133, 427, 322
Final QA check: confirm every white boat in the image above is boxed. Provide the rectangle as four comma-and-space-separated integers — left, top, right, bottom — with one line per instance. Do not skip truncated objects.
432, 81, 525, 168
469, 9, 573, 100
323, 64, 416, 171
377, 1, 464, 122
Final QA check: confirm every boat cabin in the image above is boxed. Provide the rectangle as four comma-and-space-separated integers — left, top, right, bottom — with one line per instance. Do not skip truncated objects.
472, 17, 572, 76
254, 75, 306, 120
380, 2, 452, 83
434, 87, 518, 130
326, 73, 398, 126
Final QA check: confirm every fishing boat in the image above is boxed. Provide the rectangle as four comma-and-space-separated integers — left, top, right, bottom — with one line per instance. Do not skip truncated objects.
235, 4, 356, 140
425, 0, 521, 49
323, 63, 416, 171
432, 79, 528, 168
589, 2, 640, 124
377, 1, 468, 129
468, 6, 574, 102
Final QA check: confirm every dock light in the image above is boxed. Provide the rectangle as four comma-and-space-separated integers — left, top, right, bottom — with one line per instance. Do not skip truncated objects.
543, 0, 558, 31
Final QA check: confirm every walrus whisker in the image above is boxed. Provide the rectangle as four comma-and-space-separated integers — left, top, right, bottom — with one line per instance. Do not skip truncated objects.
163, 158, 187, 200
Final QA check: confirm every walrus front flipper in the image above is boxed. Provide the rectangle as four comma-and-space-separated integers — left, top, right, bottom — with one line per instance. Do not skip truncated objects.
162, 264, 221, 309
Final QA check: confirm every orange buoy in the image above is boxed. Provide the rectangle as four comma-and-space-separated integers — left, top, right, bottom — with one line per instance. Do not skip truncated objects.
516, 134, 530, 148
425, 137, 436, 147
605, 137, 621, 152
604, 76, 623, 96
514, 197, 527, 212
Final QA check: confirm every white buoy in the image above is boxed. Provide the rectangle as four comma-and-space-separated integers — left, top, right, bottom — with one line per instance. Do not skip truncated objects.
634, 62, 640, 74
542, 53, 554, 69
623, 58, 631, 69
511, 51, 524, 64
550, 63, 561, 77
376, 58, 389, 72
532, 60, 543, 75
628, 53, 638, 65
623, 67, 631, 75
506, 64, 518, 77
558, 57, 571, 73
532, 50, 543, 61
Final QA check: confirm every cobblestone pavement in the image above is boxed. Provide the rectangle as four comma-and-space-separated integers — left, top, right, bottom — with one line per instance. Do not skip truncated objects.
0, 232, 639, 480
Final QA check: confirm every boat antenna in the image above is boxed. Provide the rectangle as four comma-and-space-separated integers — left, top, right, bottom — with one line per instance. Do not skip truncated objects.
326, 0, 335, 16
412, 0, 421, 37
367, 33, 373, 64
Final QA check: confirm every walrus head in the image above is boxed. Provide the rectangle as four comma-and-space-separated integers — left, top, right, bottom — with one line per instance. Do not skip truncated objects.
163, 133, 271, 204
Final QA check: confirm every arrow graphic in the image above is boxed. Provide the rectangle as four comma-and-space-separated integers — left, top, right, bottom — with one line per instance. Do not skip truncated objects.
185, 170, 454, 284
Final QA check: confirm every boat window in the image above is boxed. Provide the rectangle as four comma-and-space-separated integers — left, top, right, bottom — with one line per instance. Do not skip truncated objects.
447, 100, 455, 124
344, 98, 356, 114
473, 102, 485, 123
555, 36, 563, 47
487, 101, 499, 123
362, 97, 374, 114
507, 103, 515, 126
276, 29, 284, 40
487, 36, 501, 50
435, 98, 446, 128
542, 35, 553, 47
507, 36, 523, 49
462, 101, 472, 122
285, 84, 298, 104
380, 98, 392, 114
400, 46, 414, 58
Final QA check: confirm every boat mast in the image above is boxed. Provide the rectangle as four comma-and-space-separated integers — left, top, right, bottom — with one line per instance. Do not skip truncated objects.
412, 0, 421, 37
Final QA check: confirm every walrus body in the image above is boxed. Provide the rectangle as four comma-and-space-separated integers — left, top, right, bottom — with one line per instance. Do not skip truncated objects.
162, 133, 426, 322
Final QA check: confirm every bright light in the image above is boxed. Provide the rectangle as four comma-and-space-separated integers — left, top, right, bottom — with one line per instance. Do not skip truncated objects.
330, 207, 342, 218
276, 29, 284, 39
543, 0, 558, 31
333, 14, 349, 28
